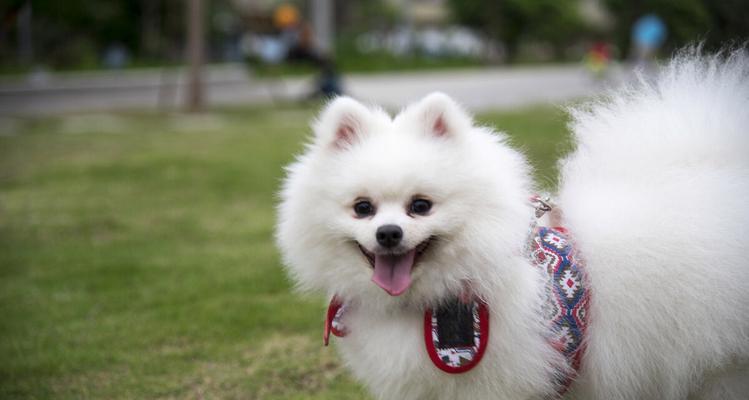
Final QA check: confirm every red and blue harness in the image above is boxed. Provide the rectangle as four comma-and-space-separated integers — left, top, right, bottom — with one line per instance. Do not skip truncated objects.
528, 225, 591, 394
324, 224, 590, 396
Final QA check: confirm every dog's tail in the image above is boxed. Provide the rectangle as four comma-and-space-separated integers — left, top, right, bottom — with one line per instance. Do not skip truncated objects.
559, 46, 749, 253
557, 47, 749, 397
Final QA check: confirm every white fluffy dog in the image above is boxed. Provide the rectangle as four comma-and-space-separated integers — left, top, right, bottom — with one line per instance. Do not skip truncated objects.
276, 49, 749, 399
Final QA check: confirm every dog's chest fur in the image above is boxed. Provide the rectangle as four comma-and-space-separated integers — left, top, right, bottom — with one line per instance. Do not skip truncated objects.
333, 292, 562, 400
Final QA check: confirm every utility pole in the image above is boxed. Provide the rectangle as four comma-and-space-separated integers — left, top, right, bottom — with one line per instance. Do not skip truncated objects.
186, 0, 205, 112
311, 0, 333, 56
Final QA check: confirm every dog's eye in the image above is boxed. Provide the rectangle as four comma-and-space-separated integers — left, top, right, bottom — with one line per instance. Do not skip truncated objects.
354, 200, 375, 217
409, 199, 432, 215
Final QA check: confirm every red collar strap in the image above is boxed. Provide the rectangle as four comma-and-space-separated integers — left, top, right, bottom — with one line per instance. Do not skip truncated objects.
323, 295, 490, 374
323, 295, 347, 346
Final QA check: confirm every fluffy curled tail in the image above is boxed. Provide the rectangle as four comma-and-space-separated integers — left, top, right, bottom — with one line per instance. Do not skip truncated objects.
556, 47, 749, 399
558, 46, 749, 237
563, 46, 748, 183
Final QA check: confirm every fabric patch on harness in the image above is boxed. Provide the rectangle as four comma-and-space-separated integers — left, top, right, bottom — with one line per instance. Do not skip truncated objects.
424, 297, 489, 374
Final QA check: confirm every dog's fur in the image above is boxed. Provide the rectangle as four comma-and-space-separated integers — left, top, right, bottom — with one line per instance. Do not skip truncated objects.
276, 49, 749, 399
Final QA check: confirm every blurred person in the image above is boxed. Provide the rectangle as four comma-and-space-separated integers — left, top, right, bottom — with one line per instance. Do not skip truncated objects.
632, 13, 667, 70
102, 43, 130, 69
273, 3, 342, 99
584, 40, 612, 79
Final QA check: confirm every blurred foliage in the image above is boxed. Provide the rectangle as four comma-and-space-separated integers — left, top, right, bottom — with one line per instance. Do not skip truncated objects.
603, 0, 749, 57
334, 0, 400, 32
0, 0, 223, 70
249, 32, 486, 77
1, 0, 748, 71
447, 0, 590, 61
448, 0, 749, 62
702, 1, 749, 48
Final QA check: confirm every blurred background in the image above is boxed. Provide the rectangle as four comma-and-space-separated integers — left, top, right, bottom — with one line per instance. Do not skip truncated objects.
0, 1, 747, 399
1, 0, 748, 113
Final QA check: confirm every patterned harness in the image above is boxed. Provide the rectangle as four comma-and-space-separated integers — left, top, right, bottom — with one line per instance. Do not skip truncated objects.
528, 226, 591, 395
323, 225, 590, 397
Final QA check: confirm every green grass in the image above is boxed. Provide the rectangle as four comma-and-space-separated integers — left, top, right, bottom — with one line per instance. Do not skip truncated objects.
0, 104, 570, 399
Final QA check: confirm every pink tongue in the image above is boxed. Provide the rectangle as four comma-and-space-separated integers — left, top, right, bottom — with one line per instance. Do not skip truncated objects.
371, 249, 416, 296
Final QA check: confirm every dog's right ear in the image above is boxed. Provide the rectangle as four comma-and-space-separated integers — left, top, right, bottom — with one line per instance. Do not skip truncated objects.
313, 96, 371, 150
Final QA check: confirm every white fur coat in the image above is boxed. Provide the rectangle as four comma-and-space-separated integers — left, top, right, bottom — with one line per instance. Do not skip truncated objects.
277, 49, 749, 399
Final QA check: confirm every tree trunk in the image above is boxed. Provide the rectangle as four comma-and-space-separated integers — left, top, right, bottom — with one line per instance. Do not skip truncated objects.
186, 0, 205, 112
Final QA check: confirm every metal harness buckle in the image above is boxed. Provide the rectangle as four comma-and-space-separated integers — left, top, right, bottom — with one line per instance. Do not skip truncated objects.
531, 195, 554, 218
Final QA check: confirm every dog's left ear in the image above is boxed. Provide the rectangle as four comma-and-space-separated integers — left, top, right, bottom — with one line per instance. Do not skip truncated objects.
415, 92, 472, 138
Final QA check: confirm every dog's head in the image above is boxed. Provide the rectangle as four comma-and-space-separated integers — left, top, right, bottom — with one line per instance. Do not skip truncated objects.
277, 93, 533, 307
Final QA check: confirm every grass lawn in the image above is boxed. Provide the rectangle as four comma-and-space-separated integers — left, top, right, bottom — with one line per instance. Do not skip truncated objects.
0, 103, 571, 399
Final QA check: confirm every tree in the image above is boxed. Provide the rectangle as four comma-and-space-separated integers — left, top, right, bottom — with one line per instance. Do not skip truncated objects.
447, 0, 588, 61
699, 0, 749, 51
186, 0, 205, 112
603, 0, 718, 58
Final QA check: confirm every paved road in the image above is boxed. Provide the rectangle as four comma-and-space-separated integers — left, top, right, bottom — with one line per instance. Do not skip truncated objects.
0, 64, 626, 116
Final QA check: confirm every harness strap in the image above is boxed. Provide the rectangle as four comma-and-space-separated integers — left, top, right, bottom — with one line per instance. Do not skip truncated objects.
528, 226, 591, 395
321, 197, 591, 396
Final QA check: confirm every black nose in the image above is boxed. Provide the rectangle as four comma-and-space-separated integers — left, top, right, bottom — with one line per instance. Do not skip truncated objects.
376, 224, 403, 248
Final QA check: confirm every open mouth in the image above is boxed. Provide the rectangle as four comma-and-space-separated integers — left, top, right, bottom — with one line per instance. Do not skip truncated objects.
357, 238, 434, 296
